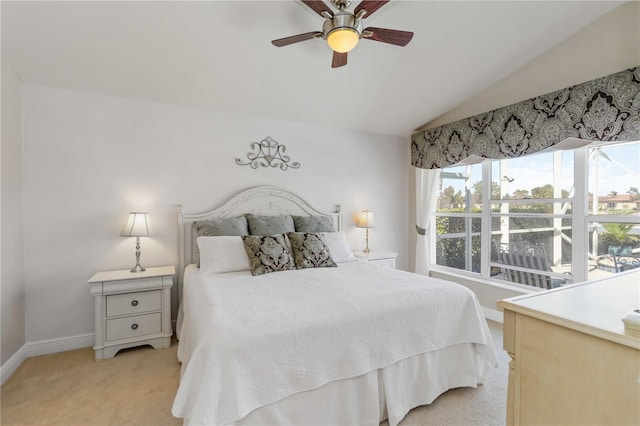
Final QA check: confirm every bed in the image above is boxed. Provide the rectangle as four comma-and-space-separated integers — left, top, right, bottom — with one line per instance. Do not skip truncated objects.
171, 186, 497, 425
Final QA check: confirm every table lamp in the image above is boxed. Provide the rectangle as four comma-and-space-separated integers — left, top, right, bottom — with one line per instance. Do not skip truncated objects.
121, 211, 154, 272
356, 209, 375, 253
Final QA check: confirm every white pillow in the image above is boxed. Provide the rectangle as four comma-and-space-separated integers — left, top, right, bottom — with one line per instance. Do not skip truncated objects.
197, 236, 250, 273
321, 232, 357, 263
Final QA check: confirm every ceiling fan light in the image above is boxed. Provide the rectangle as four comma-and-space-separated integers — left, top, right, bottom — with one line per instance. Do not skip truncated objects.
327, 28, 359, 53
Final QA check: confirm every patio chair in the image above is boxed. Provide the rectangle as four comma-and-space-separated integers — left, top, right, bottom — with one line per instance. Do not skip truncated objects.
498, 242, 570, 289
608, 246, 640, 273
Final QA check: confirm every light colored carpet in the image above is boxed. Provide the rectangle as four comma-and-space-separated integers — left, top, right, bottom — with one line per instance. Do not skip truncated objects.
1, 321, 507, 425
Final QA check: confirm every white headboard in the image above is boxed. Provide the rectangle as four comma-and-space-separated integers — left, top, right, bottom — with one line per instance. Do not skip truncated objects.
177, 185, 342, 299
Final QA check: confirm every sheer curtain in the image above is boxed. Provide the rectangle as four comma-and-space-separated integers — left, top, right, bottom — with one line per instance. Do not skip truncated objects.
415, 167, 440, 275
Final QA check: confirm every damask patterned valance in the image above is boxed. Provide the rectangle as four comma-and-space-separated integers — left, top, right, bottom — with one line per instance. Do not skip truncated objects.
411, 67, 640, 169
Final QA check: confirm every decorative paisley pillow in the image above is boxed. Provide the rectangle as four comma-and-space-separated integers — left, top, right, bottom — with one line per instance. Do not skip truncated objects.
242, 234, 296, 276
287, 232, 337, 269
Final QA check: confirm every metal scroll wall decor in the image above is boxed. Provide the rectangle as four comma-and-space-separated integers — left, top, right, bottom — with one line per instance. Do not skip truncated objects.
411, 66, 640, 169
236, 136, 301, 171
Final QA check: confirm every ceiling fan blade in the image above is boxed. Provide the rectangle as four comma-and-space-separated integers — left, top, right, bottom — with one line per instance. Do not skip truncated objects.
363, 27, 413, 46
300, 0, 334, 17
332, 51, 347, 68
353, 1, 389, 18
272, 31, 322, 47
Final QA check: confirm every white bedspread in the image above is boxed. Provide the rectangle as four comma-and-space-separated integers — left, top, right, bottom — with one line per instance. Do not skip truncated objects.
172, 261, 496, 425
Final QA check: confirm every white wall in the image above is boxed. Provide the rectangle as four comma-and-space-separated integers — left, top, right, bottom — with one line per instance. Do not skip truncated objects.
22, 85, 409, 343
410, 1, 640, 301
1, 58, 26, 365
422, 1, 640, 130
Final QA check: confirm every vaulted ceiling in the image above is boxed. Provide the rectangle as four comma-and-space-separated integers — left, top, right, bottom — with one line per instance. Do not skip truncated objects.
1, 1, 626, 136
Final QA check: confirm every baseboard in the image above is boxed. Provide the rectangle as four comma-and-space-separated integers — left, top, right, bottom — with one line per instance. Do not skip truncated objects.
27, 333, 94, 358
482, 306, 504, 324
1, 333, 95, 384
1, 344, 28, 385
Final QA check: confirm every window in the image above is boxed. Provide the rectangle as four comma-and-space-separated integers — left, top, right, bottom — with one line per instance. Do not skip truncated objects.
434, 164, 483, 272
587, 142, 640, 279
431, 140, 640, 289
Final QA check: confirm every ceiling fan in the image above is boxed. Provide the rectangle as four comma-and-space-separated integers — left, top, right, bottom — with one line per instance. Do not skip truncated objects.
272, 0, 413, 68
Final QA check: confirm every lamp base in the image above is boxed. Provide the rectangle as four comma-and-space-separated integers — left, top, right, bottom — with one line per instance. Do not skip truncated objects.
130, 236, 146, 273
363, 227, 370, 253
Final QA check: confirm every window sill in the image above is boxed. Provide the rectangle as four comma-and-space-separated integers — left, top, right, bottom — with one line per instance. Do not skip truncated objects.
428, 265, 538, 294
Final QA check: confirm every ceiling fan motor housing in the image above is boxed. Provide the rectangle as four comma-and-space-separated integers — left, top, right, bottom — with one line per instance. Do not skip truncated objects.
272, 0, 413, 67
322, 12, 364, 41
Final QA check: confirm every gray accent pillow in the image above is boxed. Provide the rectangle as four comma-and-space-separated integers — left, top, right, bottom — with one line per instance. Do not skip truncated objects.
287, 232, 337, 269
194, 216, 249, 236
245, 214, 295, 236
293, 215, 336, 232
242, 234, 296, 276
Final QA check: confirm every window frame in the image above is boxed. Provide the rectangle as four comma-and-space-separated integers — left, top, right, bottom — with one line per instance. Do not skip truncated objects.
429, 141, 639, 287
432, 167, 482, 273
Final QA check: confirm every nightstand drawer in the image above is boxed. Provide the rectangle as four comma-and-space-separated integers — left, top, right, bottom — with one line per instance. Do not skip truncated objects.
372, 258, 396, 269
353, 251, 397, 270
106, 313, 161, 341
106, 290, 161, 317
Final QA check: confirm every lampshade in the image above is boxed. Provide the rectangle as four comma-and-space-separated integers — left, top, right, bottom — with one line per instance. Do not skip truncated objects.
120, 212, 154, 237
327, 28, 360, 53
356, 210, 375, 229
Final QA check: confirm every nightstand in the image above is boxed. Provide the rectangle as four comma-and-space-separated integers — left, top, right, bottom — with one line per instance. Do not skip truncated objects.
88, 266, 175, 360
354, 250, 398, 269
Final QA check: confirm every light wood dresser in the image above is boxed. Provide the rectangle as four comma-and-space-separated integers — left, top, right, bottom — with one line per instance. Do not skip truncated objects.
497, 270, 640, 425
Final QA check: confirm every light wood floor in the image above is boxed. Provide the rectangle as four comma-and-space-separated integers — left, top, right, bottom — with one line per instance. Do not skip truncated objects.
1, 321, 507, 425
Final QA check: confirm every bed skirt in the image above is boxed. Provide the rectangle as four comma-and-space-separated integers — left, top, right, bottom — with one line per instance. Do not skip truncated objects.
182, 342, 489, 426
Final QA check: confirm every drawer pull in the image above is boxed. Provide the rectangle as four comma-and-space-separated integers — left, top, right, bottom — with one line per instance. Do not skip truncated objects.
131, 300, 139, 307
131, 323, 139, 330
